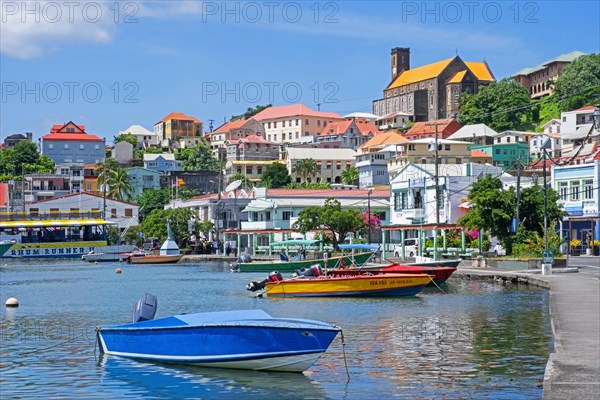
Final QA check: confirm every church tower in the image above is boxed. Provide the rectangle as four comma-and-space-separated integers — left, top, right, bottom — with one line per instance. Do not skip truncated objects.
391, 47, 410, 81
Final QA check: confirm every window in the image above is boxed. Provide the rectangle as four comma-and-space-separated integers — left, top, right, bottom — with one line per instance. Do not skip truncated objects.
503, 150, 507, 155
282, 211, 293, 220
295, 132, 299, 139
317, 120, 321, 127
495, 149, 500, 155
111, 208, 117, 218
571, 181, 580, 201
64, 144, 69, 149
273, 122, 277, 128
268, 122, 271, 129
507, 137, 511, 143
79, 144, 84, 150
305, 119, 309, 125
66, 128, 74, 133
282, 121, 286, 128
584, 179, 594, 200
125, 209, 133, 217
562, 116, 566, 122
496, 138, 501, 143
559, 182, 568, 200
288, 132, 292, 140
49, 143, 54, 149
456, 157, 462, 164
444, 144, 451, 151
408, 144, 415, 151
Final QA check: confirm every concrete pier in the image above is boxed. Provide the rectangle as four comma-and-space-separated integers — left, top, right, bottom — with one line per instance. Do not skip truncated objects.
456, 259, 600, 399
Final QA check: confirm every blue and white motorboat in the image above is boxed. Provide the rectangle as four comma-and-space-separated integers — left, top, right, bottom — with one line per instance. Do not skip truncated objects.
97, 294, 341, 372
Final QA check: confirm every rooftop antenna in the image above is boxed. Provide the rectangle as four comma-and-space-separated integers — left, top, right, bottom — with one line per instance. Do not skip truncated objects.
208, 119, 215, 132
317, 103, 321, 111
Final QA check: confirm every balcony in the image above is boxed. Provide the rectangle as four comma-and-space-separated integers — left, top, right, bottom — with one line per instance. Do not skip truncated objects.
241, 220, 292, 231
402, 208, 426, 223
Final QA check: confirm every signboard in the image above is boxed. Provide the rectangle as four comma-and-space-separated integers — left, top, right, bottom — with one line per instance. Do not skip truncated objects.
542, 250, 554, 265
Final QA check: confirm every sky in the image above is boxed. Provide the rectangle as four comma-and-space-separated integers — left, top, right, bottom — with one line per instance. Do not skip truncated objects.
1, 0, 599, 143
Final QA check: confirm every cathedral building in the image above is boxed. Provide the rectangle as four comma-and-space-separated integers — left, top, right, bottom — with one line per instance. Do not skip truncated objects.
372, 47, 495, 123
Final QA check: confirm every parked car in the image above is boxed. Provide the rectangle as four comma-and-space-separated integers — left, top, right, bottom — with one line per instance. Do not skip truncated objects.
394, 238, 418, 257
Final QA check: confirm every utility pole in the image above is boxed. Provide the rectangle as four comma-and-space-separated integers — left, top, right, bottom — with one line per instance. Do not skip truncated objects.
367, 189, 372, 244
515, 157, 522, 230
21, 165, 25, 212
102, 161, 107, 219
543, 149, 548, 252
433, 122, 440, 226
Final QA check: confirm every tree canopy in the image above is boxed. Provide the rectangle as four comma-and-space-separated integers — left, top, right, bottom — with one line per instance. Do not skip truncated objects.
140, 208, 196, 248
555, 53, 600, 112
458, 174, 565, 253
292, 198, 365, 249
135, 187, 172, 222
114, 133, 138, 147
459, 78, 534, 131
292, 159, 319, 183
260, 162, 291, 188
176, 141, 221, 172
341, 166, 359, 186
231, 104, 271, 120
0, 141, 56, 180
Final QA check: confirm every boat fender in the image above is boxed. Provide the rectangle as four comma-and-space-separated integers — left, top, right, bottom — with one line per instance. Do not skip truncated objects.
132, 293, 158, 323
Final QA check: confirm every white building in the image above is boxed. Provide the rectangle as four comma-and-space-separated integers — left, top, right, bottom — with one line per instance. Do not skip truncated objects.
285, 147, 357, 184
26, 192, 139, 229
119, 124, 158, 148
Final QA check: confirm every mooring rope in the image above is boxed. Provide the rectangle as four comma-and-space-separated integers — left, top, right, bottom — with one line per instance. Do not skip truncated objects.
17, 331, 88, 356
340, 328, 350, 383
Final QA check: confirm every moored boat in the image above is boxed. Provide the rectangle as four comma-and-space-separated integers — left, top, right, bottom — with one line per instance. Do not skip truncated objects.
232, 241, 378, 272
247, 269, 432, 298
0, 210, 125, 259
126, 254, 184, 264
97, 293, 341, 372
125, 220, 182, 264
328, 263, 457, 284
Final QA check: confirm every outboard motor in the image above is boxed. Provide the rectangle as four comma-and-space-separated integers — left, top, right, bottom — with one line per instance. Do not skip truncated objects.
230, 261, 240, 271
247, 271, 284, 292
239, 253, 252, 263
132, 293, 158, 323
293, 264, 323, 278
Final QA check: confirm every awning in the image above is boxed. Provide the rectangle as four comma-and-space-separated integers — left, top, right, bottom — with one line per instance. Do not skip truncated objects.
0, 219, 108, 229
242, 198, 277, 213
336, 161, 342, 166
326, 161, 332, 165
458, 201, 474, 209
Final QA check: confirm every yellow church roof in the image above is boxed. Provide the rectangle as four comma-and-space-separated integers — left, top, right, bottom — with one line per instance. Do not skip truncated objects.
387, 58, 454, 89
465, 61, 495, 81
387, 58, 495, 89
448, 70, 467, 83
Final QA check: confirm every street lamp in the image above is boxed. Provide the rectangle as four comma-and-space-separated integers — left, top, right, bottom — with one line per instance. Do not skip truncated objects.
367, 188, 373, 244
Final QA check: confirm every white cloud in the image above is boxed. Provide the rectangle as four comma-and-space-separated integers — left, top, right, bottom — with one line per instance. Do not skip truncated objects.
0, 1, 116, 59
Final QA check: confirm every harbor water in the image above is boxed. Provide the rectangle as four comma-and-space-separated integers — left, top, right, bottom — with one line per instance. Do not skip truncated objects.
0, 259, 552, 399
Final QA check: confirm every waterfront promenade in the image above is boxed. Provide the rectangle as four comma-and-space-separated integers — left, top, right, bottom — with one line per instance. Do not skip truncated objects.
456, 257, 600, 399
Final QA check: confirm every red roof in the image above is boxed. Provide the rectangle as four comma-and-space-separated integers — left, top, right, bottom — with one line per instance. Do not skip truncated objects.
471, 150, 490, 157
31, 191, 137, 206
319, 120, 353, 136
572, 105, 599, 112
214, 119, 252, 133
238, 134, 272, 144
355, 121, 382, 136
253, 104, 343, 121
44, 121, 102, 142
266, 188, 389, 198
404, 119, 461, 140
158, 112, 202, 124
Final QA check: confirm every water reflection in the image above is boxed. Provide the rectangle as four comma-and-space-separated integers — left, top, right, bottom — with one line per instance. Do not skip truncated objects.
0, 260, 552, 399
98, 354, 328, 399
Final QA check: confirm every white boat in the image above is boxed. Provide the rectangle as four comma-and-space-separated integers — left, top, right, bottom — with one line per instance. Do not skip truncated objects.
81, 245, 137, 262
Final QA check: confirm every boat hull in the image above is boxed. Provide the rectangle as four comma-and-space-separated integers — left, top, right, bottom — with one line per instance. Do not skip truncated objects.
98, 310, 340, 372
329, 264, 457, 284
3, 241, 109, 258
127, 254, 183, 264
265, 273, 432, 297
237, 252, 374, 272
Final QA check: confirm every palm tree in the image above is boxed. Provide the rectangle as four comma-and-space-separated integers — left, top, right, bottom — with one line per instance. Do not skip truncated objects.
341, 166, 359, 186
293, 159, 319, 183
107, 168, 133, 201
